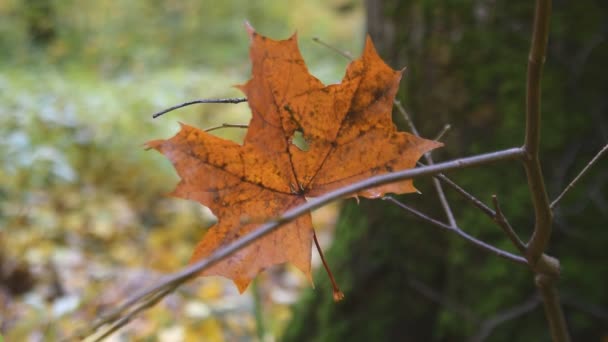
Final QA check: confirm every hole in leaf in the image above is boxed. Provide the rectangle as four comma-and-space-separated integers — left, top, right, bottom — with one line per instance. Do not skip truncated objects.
291, 130, 309, 151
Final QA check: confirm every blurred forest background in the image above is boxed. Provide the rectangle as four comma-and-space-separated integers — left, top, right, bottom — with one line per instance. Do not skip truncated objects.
1, 0, 607, 341
0, 0, 362, 340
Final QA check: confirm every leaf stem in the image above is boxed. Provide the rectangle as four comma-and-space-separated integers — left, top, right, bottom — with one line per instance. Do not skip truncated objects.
151, 98, 247, 118
313, 230, 344, 301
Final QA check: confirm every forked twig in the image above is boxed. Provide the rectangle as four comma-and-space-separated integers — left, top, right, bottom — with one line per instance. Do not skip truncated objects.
151, 98, 247, 118
382, 196, 526, 264
522, 0, 553, 266
423, 168, 529, 256
550, 143, 608, 209
394, 100, 457, 228
431, 171, 496, 218
522, 0, 570, 340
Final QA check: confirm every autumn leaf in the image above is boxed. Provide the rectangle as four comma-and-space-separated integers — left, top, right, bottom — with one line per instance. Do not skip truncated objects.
146, 25, 442, 293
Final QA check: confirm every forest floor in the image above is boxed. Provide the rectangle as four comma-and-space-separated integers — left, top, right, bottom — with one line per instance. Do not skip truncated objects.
0, 67, 341, 341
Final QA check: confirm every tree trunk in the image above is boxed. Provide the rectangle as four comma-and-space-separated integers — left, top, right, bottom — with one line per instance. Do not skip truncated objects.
284, 0, 608, 340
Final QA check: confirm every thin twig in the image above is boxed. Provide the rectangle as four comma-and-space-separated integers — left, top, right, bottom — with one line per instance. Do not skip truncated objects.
550, 143, 608, 209
407, 276, 477, 323
419, 166, 528, 256
383, 196, 526, 265
394, 100, 422, 136
151, 98, 247, 119
492, 195, 527, 254
470, 295, 541, 342
312, 37, 354, 60
432, 172, 496, 218
89, 284, 179, 342
205, 123, 249, 133
382, 196, 452, 230
434, 124, 452, 141
394, 100, 458, 228
426, 170, 458, 226
560, 292, 608, 321
76, 148, 525, 339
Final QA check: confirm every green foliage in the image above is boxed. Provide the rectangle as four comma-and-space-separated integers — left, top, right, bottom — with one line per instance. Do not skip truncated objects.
0, 0, 362, 75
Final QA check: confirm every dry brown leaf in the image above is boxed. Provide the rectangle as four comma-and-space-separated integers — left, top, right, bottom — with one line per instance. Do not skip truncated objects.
147, 24, 442, 292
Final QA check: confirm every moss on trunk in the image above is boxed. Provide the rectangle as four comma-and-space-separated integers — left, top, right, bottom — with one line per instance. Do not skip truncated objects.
284, 0, 608, 340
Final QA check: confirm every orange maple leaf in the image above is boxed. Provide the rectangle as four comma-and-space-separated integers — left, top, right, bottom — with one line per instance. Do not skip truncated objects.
146, 25, 442, 293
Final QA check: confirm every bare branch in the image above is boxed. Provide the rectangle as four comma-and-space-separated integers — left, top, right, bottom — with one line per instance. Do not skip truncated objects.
414, 168, 528, 257
550, 143, 608, 209
77, 148, 524, 339
522, 0, 571, 340
492, 195, 527, 254
383, 196, 526, 265
151, 98, 247, 119
86, 283, 179, 342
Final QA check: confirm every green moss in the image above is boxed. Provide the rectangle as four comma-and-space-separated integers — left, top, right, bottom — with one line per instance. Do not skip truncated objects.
286, 0, 608, 340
